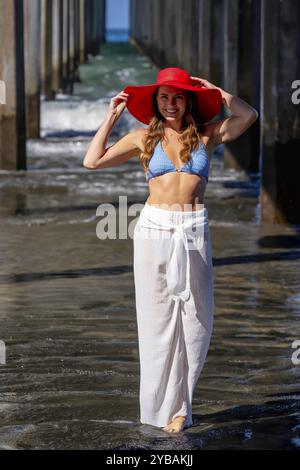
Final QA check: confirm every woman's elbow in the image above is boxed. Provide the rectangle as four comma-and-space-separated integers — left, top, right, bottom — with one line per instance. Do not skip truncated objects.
82, 156, 98, 169
83, 164, 96, 170
247, 108, 259, 123
83, 161, 93, 169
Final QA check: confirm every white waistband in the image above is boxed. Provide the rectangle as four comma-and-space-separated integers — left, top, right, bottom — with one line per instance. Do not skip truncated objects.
142, 201, 208, 226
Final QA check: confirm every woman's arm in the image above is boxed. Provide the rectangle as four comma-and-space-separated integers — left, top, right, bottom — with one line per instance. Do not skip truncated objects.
83, 112, 141, 170
83, 111, 118, 169
191, 77, 259, 146
83, 90, 141, 169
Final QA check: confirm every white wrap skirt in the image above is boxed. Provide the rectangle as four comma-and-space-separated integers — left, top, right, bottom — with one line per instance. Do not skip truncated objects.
133, 202, 214, 428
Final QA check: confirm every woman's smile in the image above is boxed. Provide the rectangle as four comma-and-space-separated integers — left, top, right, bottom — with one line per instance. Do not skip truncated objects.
165, 109, 179, 114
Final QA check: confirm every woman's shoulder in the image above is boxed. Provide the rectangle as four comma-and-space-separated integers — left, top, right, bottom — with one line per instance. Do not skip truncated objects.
130, 127, 149, 140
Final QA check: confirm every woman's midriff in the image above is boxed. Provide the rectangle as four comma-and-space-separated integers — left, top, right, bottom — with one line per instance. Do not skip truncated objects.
146, 172, 207, 212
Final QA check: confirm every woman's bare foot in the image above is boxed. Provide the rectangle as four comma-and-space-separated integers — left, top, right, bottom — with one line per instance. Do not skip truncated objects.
162, 415, 187, 433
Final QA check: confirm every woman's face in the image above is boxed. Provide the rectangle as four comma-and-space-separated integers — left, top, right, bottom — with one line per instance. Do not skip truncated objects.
156, 85, 188, 121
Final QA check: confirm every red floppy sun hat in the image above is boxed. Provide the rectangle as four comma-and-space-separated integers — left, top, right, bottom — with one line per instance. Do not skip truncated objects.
123, 67, 223, 125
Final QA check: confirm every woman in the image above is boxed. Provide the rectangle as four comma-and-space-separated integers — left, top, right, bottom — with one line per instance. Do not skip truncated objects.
83, 67, 258, 433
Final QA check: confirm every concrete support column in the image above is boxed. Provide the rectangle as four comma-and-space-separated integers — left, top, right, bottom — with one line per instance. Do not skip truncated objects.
40, 0, 54, 99
175, 0, 185, 68
223, 0, 261, 175
79, 0, 86, 63
210, 0, 225, 88
84, 0, 92, 57
181, 0, 199, 73
152, 0, 165, 65
62, 0, 70, 91
91, 0, 96, 52
198, 0, 211, 79
73, 0, 81, 74
92, 0, 100, 53
23, 0, 41, 138
99, 0, 106, 44
235, 0, 260, 174
260, 0, 300, 223
162, 0, 177, 67
69, 0, 76, 92
83, 0, 105, 58
222, 0, 239, 170
132, 0, 141, 45
52, 0, 63, 93
0, 0, 26, 170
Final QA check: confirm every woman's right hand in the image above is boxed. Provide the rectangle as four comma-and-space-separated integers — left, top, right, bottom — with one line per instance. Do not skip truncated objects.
107, 90, 130, 119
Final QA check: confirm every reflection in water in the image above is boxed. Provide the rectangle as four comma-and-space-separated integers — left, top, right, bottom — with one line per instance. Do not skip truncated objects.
0, 43, 300, 450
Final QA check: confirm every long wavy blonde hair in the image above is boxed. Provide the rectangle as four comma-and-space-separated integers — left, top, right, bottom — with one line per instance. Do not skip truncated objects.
140, 87, 206, 174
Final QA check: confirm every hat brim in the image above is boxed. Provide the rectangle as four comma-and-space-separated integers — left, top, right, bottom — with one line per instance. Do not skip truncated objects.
123, 81, 222, 125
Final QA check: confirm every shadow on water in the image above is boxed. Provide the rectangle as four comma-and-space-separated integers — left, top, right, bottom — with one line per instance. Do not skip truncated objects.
259, 234, 300, 249
44, 130, 99, 138
0, 248, 299, 284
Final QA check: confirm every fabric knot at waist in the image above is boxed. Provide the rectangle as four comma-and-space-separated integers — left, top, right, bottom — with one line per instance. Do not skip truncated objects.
136, 203, 209, 311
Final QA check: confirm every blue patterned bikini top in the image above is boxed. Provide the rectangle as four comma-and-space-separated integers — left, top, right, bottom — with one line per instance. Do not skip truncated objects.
145, 140, 210, 182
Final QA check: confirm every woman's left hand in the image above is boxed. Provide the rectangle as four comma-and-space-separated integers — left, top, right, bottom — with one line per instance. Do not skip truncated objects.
190, 76, 221, 91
